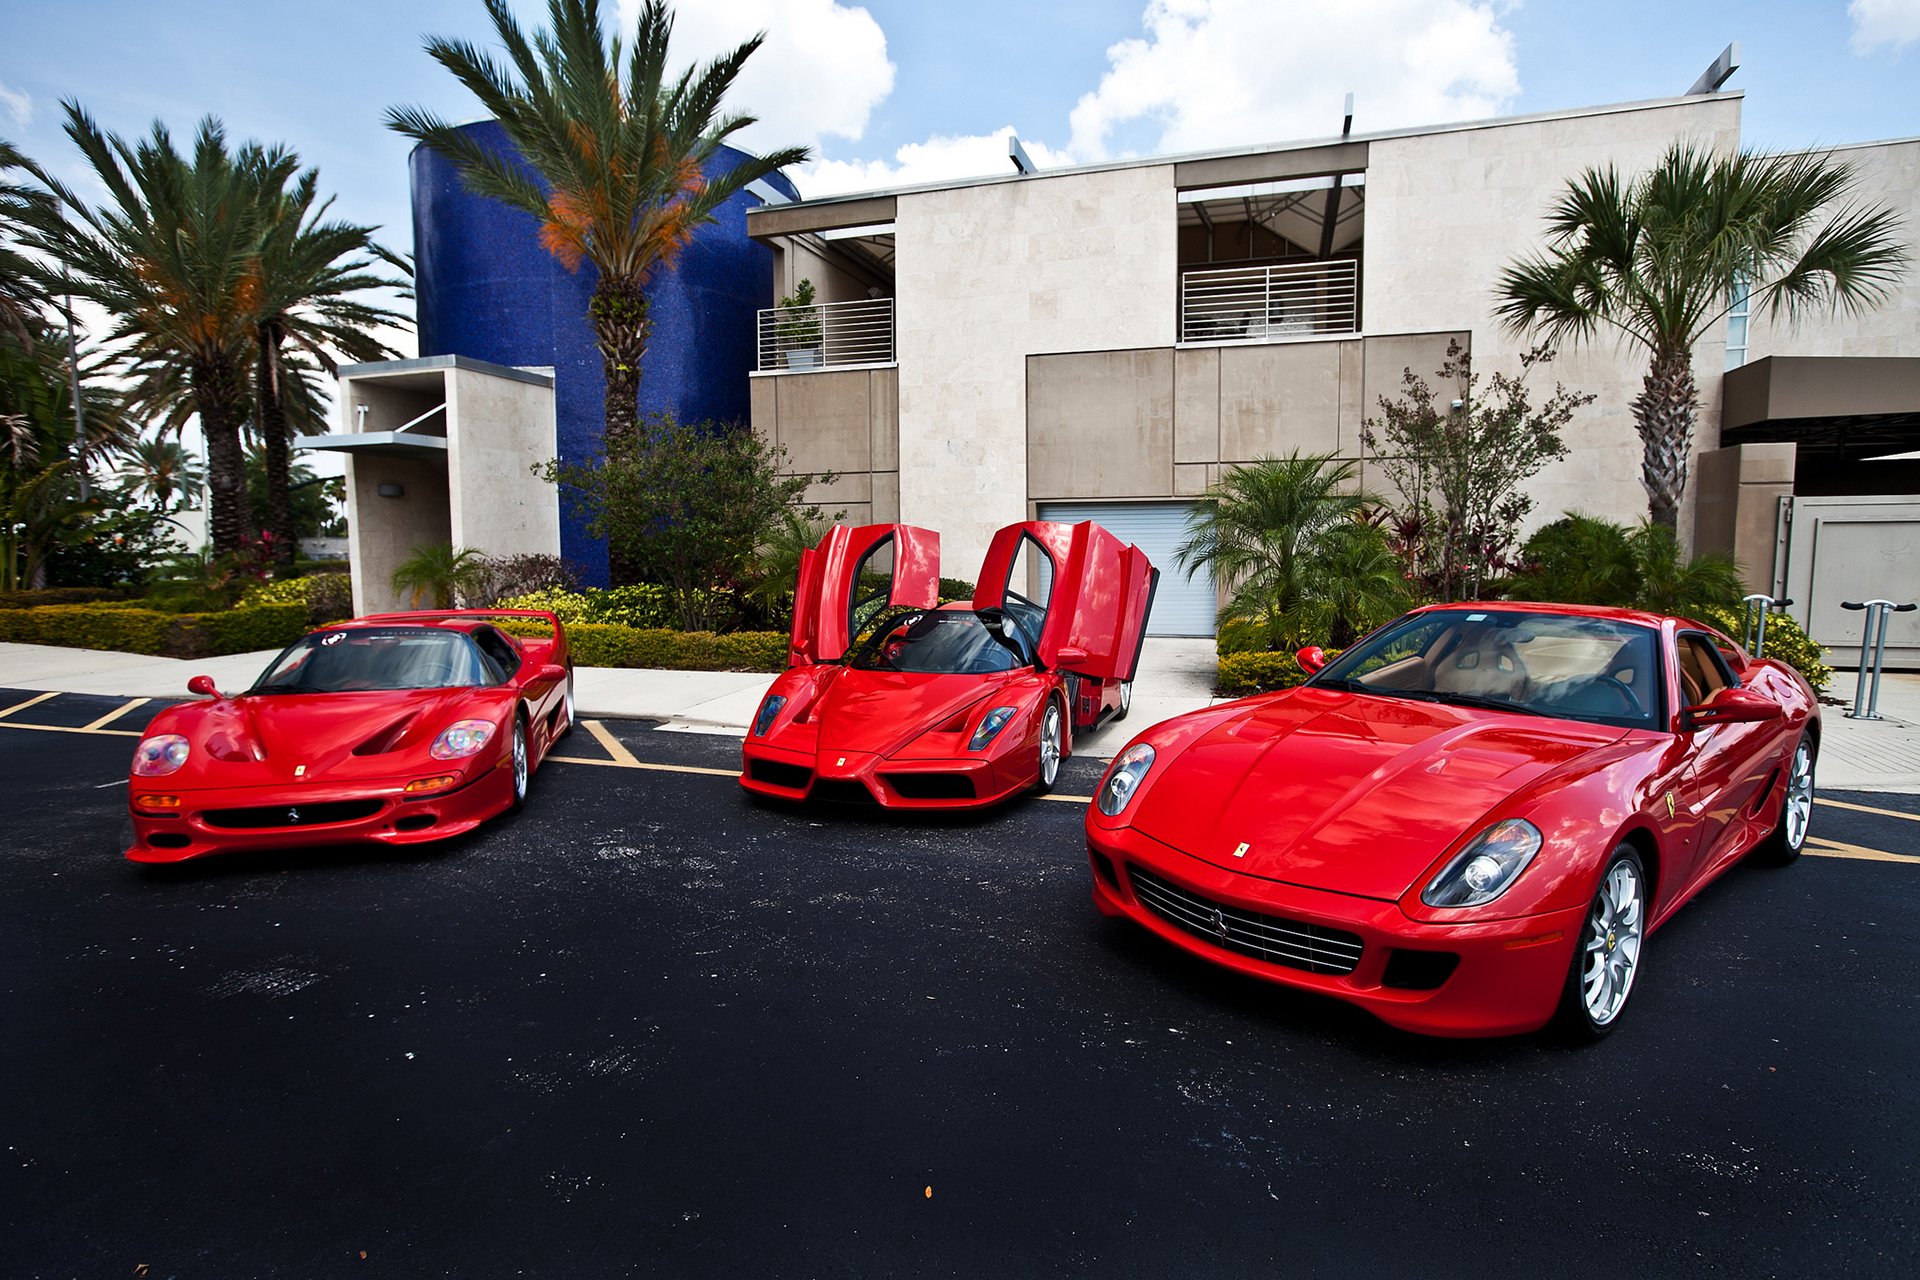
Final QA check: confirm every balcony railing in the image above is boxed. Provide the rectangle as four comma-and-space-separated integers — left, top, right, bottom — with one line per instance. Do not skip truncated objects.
1179, 259, 1359, 343
757, 296, 894, 372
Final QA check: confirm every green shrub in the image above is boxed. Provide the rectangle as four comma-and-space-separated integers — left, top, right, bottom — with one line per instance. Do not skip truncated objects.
1217, 650, 1312, 696
1697, 604, 1833, 694
939, 577, 976, 603
0, 586, 136, 608
0, 603, 309, 658
242, 574, 354, 625
561, 624, 786, 672
495, 587, 592, 624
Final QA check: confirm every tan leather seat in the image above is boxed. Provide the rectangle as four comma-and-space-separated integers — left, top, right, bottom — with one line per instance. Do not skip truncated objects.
1429, 626, 1529, 700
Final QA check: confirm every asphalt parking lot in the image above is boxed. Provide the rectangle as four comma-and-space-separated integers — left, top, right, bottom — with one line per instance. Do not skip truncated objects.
3, 688, 1918, 1278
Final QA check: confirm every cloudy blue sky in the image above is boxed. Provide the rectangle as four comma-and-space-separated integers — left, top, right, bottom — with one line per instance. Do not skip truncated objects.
5, 0, 1917, 265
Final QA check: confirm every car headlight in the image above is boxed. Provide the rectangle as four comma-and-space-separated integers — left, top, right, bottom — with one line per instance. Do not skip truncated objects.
1421, 818, 1542, 907
752, 695, 787, 737
430, 719, 497, 761
1097, 743, 1155, 816
969, 706, 1017, 751
132, 734, 190, 777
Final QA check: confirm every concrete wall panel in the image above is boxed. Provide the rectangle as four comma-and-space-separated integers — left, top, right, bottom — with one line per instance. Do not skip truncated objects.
1219, 342, 1343, 460
1027, 349, 1175, 499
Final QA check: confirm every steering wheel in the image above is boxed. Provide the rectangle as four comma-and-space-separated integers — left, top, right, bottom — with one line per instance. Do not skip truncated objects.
1572, 675, 1640, 716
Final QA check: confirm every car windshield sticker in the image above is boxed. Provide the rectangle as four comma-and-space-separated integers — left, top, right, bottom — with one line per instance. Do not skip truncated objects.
321, 633, 343, 645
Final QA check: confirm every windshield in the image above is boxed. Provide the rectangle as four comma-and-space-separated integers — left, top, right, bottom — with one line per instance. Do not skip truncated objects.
848, 608, 1034, 675
1312, 609, 1662, 728
250, 627, 497, 694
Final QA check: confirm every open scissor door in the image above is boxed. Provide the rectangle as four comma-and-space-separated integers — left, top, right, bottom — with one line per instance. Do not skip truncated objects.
788, 524, 942, 666
972, 521, 1157, 681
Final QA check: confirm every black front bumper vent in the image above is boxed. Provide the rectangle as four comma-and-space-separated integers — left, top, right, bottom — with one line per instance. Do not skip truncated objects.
1127, 865, 1364, 975
202, 799, 384, 829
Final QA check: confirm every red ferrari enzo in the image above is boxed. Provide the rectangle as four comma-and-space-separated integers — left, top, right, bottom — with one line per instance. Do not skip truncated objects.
124, 610, 573, 863
1085, 602, 1819, 1040
741, 521, 1157, 808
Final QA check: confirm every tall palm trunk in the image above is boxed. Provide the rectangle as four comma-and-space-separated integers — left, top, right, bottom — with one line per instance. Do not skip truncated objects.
193, 356, 250, 554
590, 272, 651, 586
255, 327, 298, 568
1630, 346, 1698, 532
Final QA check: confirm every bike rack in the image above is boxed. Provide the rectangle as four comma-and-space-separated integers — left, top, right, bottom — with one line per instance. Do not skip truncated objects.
1841, 599, 1918, 720
1740, 593, 1793, 659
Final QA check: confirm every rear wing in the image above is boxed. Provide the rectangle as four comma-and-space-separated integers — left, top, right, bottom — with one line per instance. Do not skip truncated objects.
356, 609, 566, 655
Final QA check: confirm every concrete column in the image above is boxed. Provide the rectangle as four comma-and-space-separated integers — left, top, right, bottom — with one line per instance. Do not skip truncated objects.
1691, 442, 1795, 590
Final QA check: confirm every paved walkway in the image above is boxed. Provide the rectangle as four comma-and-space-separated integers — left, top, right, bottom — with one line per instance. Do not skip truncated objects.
3, 639, 1916, 792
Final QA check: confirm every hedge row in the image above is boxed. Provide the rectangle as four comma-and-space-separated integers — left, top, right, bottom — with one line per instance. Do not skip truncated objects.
0, 603, 310, 659
0, 586, 136, 609
563, 624, 786, 672
1216, 650, 1313, 696
1697, 604, 1833, 693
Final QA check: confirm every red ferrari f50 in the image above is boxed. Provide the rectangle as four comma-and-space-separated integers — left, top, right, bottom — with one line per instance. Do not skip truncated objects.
125, 610, 573, 863
741, 521, 1158, 808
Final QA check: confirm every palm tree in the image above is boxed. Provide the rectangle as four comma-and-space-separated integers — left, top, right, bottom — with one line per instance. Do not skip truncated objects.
120, 436, 205, 512
249, 165, 408, 567
1175, 451, 1385, 650
1508, 513, 1746, 617
23, 105, 293, 553
1495, 143, 1908, 531
1, 138, 53, 348
386, 0, 809, 463
391, 542, 490, 609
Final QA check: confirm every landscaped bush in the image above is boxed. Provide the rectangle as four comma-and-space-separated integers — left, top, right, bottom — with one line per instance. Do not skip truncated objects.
242, 574, 354, 625
1217, 650, 1313, 696
0, 603, 309, 659
561, 625, 785, 672
495, 584, 744, 632
1697, 604, 1833, 694
0, 586, 137, 608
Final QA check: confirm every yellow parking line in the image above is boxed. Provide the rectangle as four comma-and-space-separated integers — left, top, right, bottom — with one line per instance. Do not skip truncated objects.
81, 697, 149, 731
0, 720, 141, 738
581, 718, 642, 767
1041, 792, 1094, 804
547, 754, 737, 778
1804, 836, 1920, 865
1817, 797, 1920, 824
0, 691, 58, 720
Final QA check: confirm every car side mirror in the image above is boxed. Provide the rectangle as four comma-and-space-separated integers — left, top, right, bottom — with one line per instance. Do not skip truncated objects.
1684, 686, 1782, 730
537, 663, 568, 683
187, 675, 222, 698
1295, 646, 1328, 675
1055, 645, 1089, 668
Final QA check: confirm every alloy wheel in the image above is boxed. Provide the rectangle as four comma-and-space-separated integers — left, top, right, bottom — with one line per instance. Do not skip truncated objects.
1581, 857, 1644, 1026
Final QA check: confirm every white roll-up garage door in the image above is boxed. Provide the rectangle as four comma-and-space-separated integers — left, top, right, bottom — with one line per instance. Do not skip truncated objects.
1035, 501, 1217, 636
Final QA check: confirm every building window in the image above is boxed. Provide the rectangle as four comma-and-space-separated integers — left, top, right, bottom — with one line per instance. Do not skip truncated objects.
1725, 277, 1750, 370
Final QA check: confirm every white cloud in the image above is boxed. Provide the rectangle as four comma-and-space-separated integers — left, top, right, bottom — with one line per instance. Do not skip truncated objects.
616, 0, 894, 155
797, 129, 1073, 198
0, 79, 32, 128
1849, 0, 1920, 53
1067, 0, 1520, 161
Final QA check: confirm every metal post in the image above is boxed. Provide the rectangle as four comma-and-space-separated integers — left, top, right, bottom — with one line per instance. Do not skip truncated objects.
1740, 593, 1792, 659
1841, 600, 1916, 720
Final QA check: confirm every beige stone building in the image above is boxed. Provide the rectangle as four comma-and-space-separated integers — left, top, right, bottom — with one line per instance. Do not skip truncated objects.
747, 91, 1919, 662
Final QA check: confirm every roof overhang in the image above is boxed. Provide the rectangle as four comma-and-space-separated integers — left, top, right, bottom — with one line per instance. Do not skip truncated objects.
297, 432, 449, 460
1722, 355, 1920, 460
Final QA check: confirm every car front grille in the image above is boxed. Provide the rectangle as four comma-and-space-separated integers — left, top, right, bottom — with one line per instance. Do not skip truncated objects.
201, 799, 384, 829
882, 772, 976, 800
809, 779, 877, 805
1127, 865, 1364, 975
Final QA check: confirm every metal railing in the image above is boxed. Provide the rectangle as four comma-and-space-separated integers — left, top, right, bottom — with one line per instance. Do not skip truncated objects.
1179, 258, 1359, 343
757, 295, 894, 372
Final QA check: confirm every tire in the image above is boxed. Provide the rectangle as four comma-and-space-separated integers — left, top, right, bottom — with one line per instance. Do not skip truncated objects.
1752, 732, 1814, 867
507, 714, 531, 813
1112, 680, 1133, 723
1553, 844, 1647, 1043
1034, 700, 1065, 795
